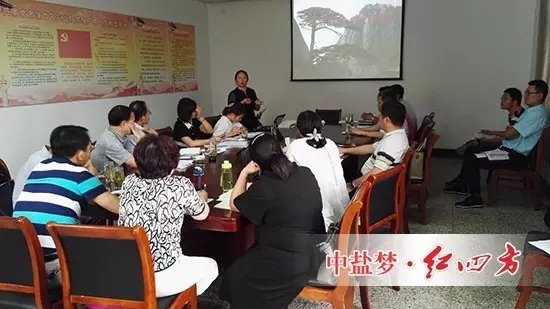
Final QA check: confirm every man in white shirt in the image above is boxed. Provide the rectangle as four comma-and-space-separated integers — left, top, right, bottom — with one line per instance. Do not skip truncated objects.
213, 103, 245, 138
340, 97, 410, 189
12, 146, 52, 205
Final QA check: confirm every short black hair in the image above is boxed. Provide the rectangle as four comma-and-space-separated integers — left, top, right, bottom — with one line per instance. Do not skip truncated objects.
234, 70, 249, 80
528, 79, 549, 101
129, 100, 148, 120
49, 125, 91, 157
177, 98, 197, 122
108, 105, 133, 126
378, 88, 398, 101
390, 84, 405, 98
134, 135, 179, 179
380, 97, 406, 127
503, 88, 522, 104
227, 103, 245, 116
378, 86, 391, 92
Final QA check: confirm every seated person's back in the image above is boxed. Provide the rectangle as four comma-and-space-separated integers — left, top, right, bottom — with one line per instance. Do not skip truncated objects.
12, 145, 51, 205
118, 134, 217, 297
92, 105, 137, 173
286, 110, 349, 230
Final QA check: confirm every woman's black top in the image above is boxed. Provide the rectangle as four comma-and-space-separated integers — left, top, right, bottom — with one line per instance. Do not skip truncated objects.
173, 118, 210, 142
228, 87, 261, 130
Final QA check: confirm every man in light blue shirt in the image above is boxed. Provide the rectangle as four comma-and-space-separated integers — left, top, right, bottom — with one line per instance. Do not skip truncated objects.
444, 80, 548, 208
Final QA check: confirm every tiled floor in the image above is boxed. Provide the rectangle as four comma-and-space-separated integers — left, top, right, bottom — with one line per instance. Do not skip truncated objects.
198, 157, 550, 309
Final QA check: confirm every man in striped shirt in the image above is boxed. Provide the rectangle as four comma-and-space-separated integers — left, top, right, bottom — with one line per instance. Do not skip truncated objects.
13, 125, 120, 289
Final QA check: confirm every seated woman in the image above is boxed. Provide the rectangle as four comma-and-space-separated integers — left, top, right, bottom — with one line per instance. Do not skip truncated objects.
227, 70, 264, 131
173, 97, 217, 147
118, 135, 218, 297
213, 103, 245, 138
220, 134, 325, 309
286, 110, 349, 231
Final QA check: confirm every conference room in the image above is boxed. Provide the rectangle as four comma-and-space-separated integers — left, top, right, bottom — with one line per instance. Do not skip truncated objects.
1, 0, 550, 308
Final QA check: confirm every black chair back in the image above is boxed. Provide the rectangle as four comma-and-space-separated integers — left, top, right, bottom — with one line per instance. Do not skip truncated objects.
414, 112, 435, 142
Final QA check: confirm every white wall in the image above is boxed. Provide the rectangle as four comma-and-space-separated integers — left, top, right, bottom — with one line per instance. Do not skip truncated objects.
0, 0, 211, 173
208, 0, 540, 148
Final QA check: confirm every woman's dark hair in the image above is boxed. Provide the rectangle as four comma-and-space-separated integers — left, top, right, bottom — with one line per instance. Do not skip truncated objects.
234, 70, 249, 81
249, 134, 294, 180
134, 135, 179, 179
297, 110, 327, 149
129, 100, 148, 120
177, 97, 197, 122
50, 125, 91, 157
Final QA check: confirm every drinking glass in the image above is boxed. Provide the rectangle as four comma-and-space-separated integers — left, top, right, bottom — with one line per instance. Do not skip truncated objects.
112, 166, 125, 191
103, 162, 115, 190
241, 127, 248, 139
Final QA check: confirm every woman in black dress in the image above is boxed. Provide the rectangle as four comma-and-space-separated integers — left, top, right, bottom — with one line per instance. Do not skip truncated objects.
220, 134, 326, 309
172, 97, 216, 147
227, 70, 264, 131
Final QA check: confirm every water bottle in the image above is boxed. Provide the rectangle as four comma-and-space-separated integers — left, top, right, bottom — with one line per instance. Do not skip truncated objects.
192, 167, 205, 190
220, 160, 233, 192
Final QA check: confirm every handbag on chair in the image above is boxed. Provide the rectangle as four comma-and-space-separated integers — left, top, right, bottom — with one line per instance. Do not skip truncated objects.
409, 137, 428, 180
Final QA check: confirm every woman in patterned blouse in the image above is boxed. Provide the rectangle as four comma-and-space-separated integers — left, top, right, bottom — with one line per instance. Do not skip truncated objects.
118, 135, 218, 297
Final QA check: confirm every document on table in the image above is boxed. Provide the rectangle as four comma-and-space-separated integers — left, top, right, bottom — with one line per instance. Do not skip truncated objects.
212, 183, 252, 210
528, 239, 550, 255
474, 148, 509, 161
247, 132, 263, 138
180, 148, 201, 156
177, 160, 193, 170
218, 140, 248, 149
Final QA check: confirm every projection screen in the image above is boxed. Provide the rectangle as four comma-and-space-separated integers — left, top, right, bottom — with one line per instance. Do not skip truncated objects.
291, 0, 404, 81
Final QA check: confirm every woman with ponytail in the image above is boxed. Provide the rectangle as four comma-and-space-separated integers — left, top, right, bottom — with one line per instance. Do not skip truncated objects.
221, 133, 325, 309
286, 110, 349, 231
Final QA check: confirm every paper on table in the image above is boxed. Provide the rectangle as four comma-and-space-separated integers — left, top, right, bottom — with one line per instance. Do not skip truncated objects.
213, 183, 252, 210
528, 239, 550, 255
218, 140, 248, 149
247, 132, 263, 138
177, 160, 193, 170
180, 148, 201, 156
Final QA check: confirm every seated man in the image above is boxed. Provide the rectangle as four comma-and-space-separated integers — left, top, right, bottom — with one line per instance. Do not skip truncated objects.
340, 97, 410, 190
391, 84, 418, 137
12, 125, 120, 289
213, 103, 245, 138
92, 105, 138, 173
444, 80, 549, 208
128, 100, 158, 153
447, 88, 524, 186
352, 88, 412, 145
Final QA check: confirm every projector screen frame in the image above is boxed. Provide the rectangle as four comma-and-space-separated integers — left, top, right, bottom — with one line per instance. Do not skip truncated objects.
290, 0, 405, 82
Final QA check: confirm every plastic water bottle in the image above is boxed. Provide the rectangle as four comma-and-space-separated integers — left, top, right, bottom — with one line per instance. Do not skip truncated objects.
192, 167, 205, 190
220, 160, 233, 192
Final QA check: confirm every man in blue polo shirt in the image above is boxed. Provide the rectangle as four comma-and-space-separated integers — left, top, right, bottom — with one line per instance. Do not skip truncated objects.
444, 80, 549, 208
13, 125, 120, 289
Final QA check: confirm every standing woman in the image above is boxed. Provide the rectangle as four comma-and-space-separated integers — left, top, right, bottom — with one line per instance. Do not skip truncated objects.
227, 70, 263, 131
173, 97, 216, 147
220, 134, 325, 309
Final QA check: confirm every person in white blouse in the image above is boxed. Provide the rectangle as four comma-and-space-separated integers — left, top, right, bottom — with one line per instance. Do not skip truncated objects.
128, 100, 158, 152
286, 110, 349, 231
213, 103, 245, 138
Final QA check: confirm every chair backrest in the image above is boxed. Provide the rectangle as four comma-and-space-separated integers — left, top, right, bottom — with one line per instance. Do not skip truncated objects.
206, 115, 222, 127
0, 217, 50, 309
533, 126, 550, 174
46, 224, 157, 309
334, 200, 364, 290
315, 109, 342, 125
414, 112, 435, 143
0, 159, 14, 216
155, 126, 174, 137
357, 165, 404, 233
418, 130, 440, 185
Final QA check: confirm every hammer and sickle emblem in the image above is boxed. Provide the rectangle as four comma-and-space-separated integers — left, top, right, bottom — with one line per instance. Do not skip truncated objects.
60, 32, 69, 43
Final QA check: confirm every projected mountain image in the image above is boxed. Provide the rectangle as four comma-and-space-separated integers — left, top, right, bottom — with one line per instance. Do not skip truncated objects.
292, 0, 403, 80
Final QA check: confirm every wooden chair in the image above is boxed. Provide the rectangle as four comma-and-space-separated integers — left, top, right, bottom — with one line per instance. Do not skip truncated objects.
355, 166, 404, 309
488, 126, 550, 210
399, 147, 415, 233
206, 115, 222, 127
155, 127, 174, 137
407, 131, 440, 224
316, 109, 342, 125
0, 158, 14, 217
298, 200, 365, 309
45, 223, 197, 309
414, 112, 435, 143
0, 217, 62, 309
515, 231, 550, 309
